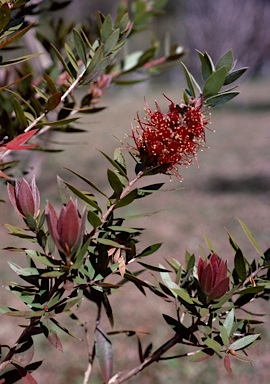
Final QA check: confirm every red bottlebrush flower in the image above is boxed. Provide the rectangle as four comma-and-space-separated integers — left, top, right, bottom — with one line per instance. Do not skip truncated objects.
45, 199, 86, 261
7, 175, 40, 219
198, 253, 229, 302
129, 95, 209, 178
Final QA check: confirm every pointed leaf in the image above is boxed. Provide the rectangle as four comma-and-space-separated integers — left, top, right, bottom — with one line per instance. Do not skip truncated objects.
99, 150, 129, 180
0, 4, 11, 30
13, 98, 27, 129
87, 210, 102, 229
204, 338, 223, 352
44, 73, 57, 94
205, 92, 239, 107
197, 50, 215, 82
181, 63, 195, 96
95, 326, 114, 383
73, 29, 87, 66
107, 169, 123, 197
0, 23, 34, 49
65, 168, 108, 197
190, 348, 214, 362
237, 218, 264, 256
46, 92, 62, 111
114, 189, 138, 209
172, 287, 194, 304
234, 248, 247, 281
224, 67, 248, 85
229, 334, 260, 351
224, 355, 234, 379
216, 49, 234, 73
137, 243, 162, 257
220, 325, 229, 347
64, 182, 102, 212
203, 66, 227, 98
223, 308, 235, 337
50, 43, 75, 79
104, 29, 120, 55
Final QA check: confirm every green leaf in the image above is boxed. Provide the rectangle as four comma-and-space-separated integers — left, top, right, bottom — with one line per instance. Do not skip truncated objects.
0, 4, 11, 30
137, 262, 171, 272
65, 42, 79, 76
118, 12, 130, 34
87, 211, 102, 229
8, 262, 39, 276
72, 237, 91, 270
107, 226, 140, 234
136, 183, 164, 198
100, 14, 113, 43
197, 50, 215, 82
205, 92, 239, 107
65, 168, 108, 197
216, 49, 234, 73
203, 234, 215, 253
13, 98, 27, 129
219, 325, 229, 347
163, 314, 190, 339
203, 66, 227, 98
51, 43, 75, 79
41, 271, 65, 278
80, 45, 104, 83
237, 218, 264, 257
95, 326, 114, 383
229, 334, 260, 351
181, 62, 201, 97
96, 238, 126, 248
137, 243, 162, 257
104, 28, 120, 55
172, 287, 194, 304
234, 248, 247, 281
44, 73, 58, 95
107, 169, 123, 197
73, 29, 87, 66
224, 67, 248, 85
99, 150, 129, 181
64, 182, 102, 212
0, 22, 34, 49
114, 189, 138, 209
26, 250, 63, 268
204, 338, 223, 352
0, 53, 44, 67
114, 148, 128, 186
223, 308, 235, 337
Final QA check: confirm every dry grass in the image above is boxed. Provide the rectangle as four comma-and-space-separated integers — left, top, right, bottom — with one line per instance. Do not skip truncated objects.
0, 78, 270, 383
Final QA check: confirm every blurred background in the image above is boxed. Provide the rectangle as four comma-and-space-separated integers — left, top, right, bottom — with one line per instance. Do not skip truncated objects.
1, 0, 270, 383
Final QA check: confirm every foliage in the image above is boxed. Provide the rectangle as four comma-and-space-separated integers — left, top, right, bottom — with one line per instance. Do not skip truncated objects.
0, 1, 267, 383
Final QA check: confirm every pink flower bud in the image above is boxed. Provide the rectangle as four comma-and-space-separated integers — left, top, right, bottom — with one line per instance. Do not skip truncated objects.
198, 253, 229, 302
7, 175, 40, 219
45, 199, 86, 260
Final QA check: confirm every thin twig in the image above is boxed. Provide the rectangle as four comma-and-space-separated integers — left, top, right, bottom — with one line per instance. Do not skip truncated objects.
83, 305, 102, 384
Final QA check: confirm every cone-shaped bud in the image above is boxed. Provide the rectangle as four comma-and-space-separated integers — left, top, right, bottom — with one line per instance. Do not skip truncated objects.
45, 199, 86, 260
198, 253, 229, 302
7, 175, 40, 219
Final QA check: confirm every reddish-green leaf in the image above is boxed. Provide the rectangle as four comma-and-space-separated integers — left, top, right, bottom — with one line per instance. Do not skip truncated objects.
46, 92, 62, 111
